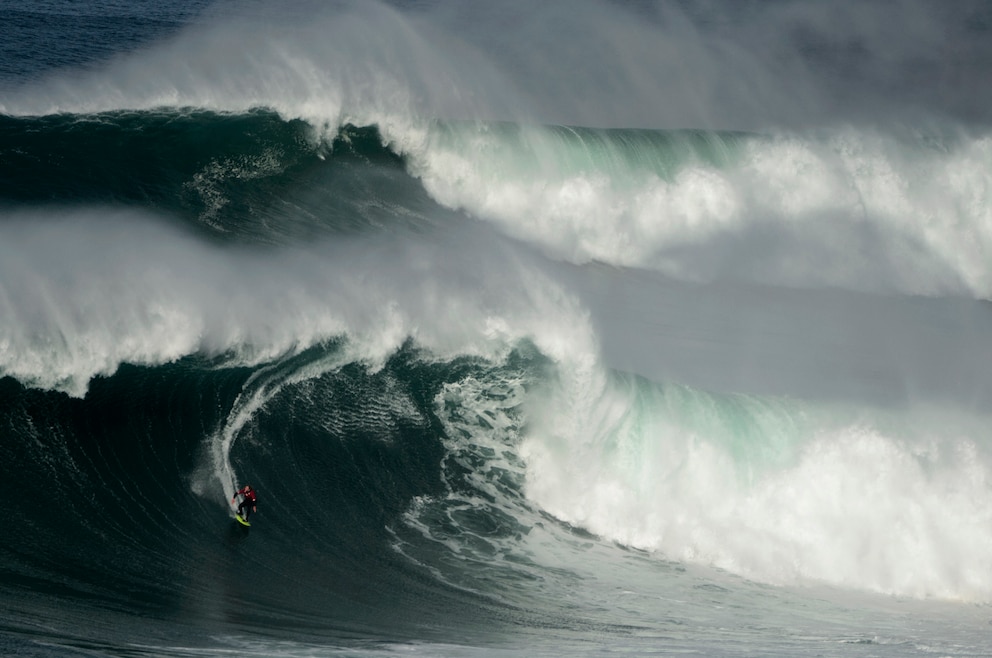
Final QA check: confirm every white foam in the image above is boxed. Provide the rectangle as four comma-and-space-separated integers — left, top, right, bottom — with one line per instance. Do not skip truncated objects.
4, 0, 990, 299
519, 375, 992, 601
0, 208, 598, 395
413, 125, 992, 298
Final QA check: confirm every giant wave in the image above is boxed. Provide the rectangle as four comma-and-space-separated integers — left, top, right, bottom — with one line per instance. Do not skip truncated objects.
3, 1, 992, 656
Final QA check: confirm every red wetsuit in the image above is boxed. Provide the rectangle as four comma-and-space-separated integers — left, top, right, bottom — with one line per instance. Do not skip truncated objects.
233, 486, 257, 520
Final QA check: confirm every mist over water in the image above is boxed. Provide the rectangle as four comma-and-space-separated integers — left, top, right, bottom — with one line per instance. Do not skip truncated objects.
3, 1, 992, 656
6, 0, 992, 129
0, 208, 597, 398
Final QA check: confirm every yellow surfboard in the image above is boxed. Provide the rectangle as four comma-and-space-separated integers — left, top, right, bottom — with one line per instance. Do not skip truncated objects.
235, 513, 251, 527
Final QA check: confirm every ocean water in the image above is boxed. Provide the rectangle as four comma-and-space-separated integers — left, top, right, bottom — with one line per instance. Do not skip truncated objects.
2, 1, 992, 656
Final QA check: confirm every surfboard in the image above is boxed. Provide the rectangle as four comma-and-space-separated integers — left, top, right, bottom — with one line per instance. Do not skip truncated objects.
235, 513, 251, 527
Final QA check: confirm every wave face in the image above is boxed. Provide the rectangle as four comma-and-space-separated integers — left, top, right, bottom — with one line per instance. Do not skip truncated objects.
3, 1, 992, 656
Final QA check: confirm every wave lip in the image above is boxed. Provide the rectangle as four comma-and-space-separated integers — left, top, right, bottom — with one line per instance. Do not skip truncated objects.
5, 110, 991, 300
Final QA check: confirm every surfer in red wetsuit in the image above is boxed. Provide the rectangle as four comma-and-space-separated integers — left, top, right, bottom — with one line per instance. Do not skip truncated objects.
232, 484, 258, 521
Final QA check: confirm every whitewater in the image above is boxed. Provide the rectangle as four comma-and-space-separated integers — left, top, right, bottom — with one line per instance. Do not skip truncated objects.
2, 1, 992, 656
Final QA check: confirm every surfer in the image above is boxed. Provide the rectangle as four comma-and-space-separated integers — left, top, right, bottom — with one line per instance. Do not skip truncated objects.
232, 484, 258, 522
